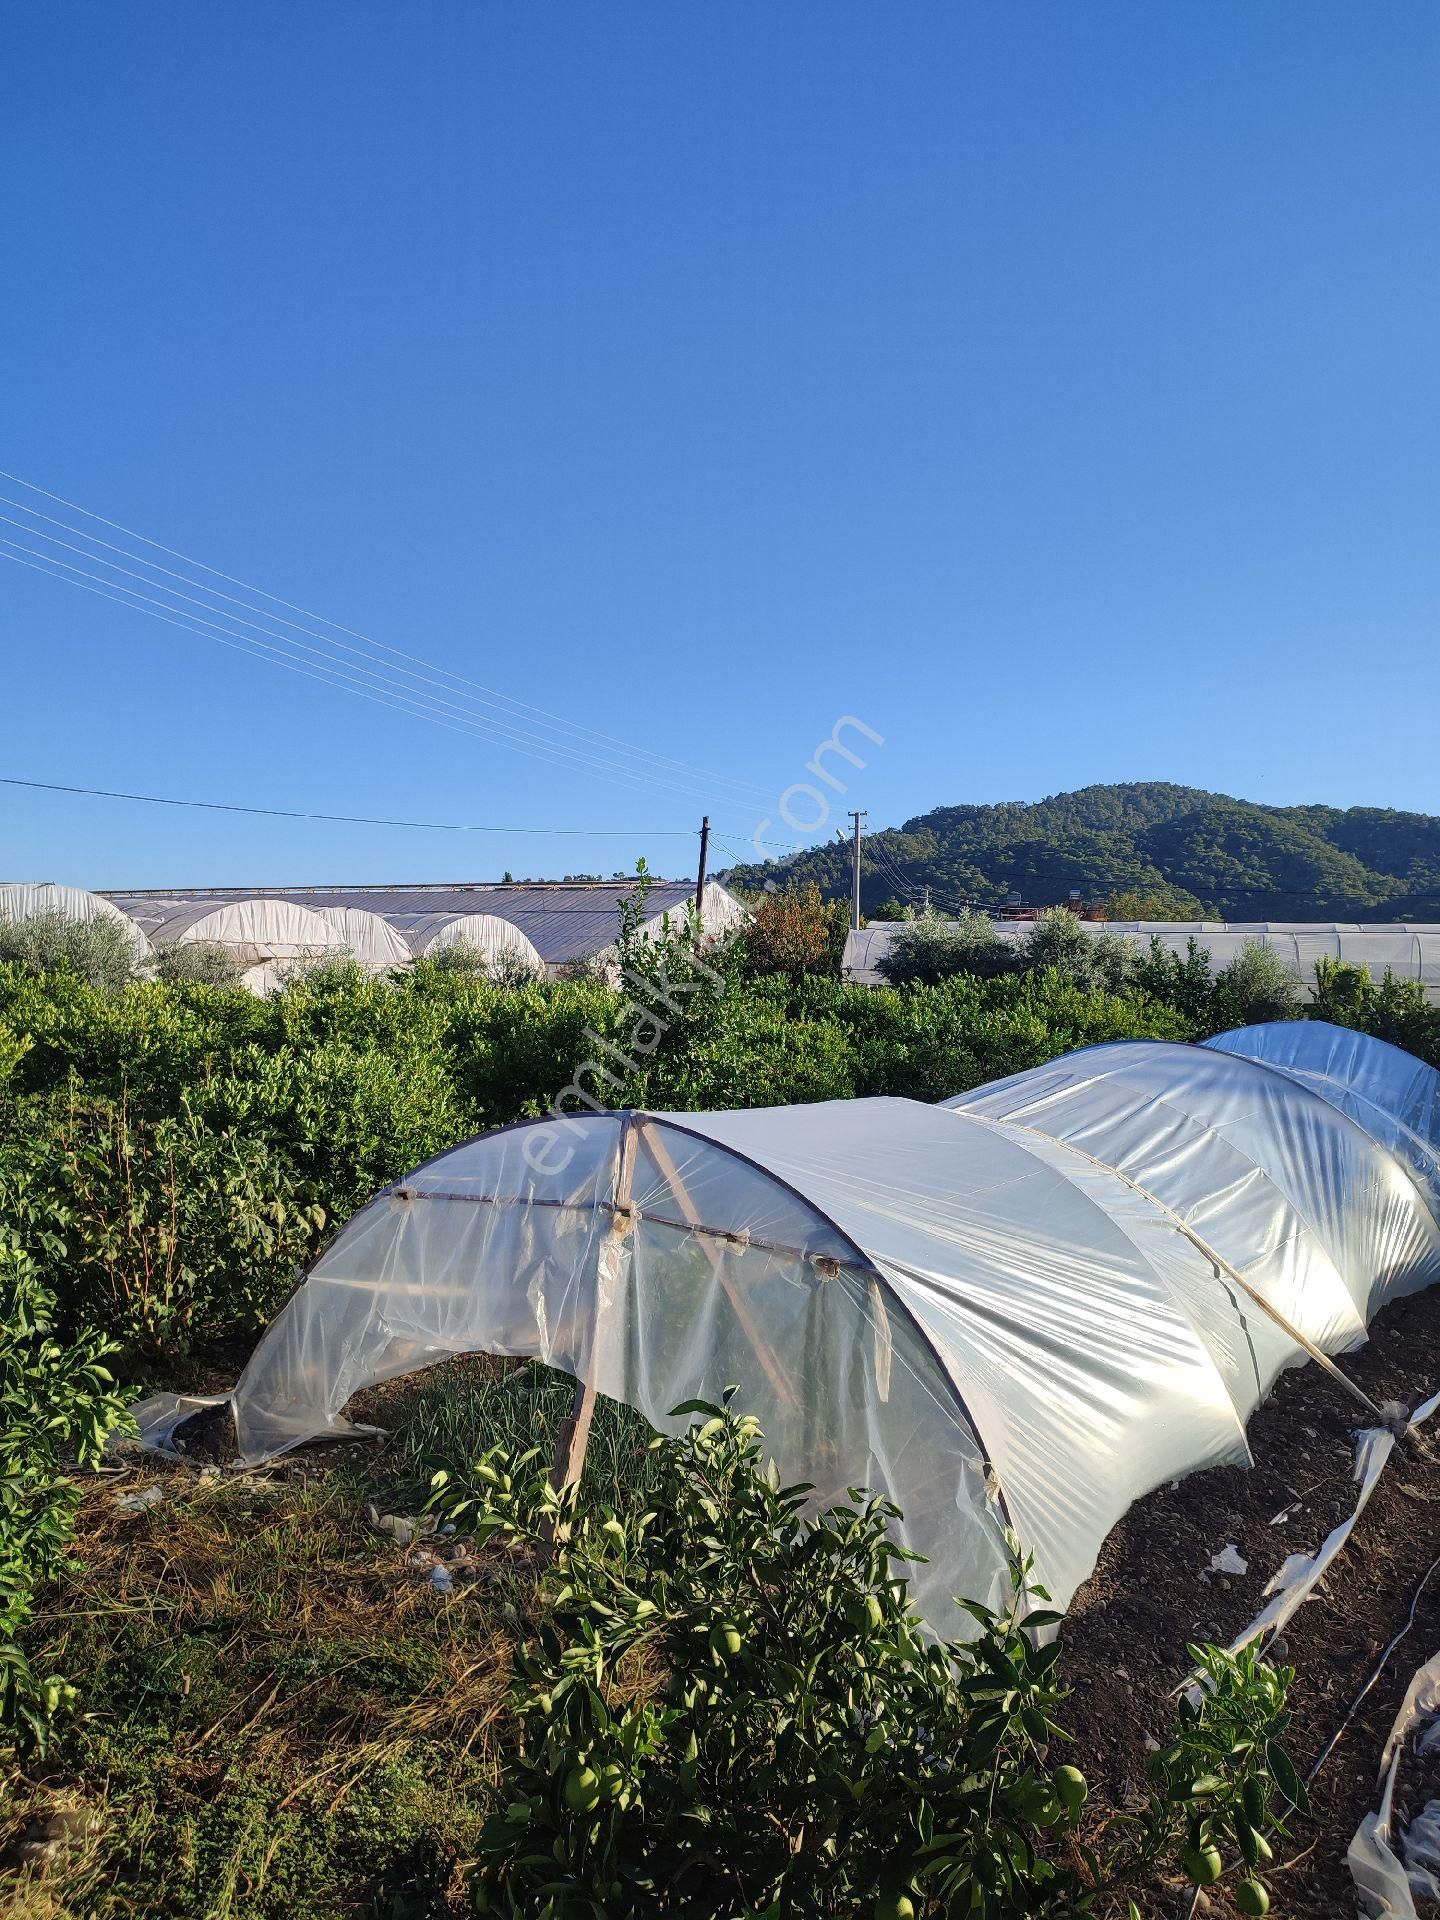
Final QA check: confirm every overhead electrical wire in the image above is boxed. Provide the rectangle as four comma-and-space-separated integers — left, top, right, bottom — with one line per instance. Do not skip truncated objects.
0, 773, 702, 836
0, 531, 703, 792
0, 539, 747, 811
1, 772, 810, 855
0, 469, 772, 807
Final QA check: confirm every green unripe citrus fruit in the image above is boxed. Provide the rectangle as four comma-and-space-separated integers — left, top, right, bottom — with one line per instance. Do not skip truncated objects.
596, 1763, 625, 1802
711, 1622, 743, 1658
562, 1766, 601, 1813
1053, 1764, 1088, 1811
1235, 1879, 1270, 1916
875, 1896, 915, 1920
1180, 1844, 1224, 1886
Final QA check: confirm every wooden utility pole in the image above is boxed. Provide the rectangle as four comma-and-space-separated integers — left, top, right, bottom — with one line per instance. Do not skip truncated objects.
694, 815, 710, 912
849, 810, 867, 930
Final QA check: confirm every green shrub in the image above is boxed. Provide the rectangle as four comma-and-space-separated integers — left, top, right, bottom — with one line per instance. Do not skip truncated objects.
0, 909, 137, 993
428, 1396, 1088, 1919
426, 1397, 1301, 1919
0, 1235, 131, 1748
1311, 958, 1440, 1066
0, 1091, 325, 1356
877, 910, 1017, 986
1215, 941, 1303, 1026
153, 939, 243, 987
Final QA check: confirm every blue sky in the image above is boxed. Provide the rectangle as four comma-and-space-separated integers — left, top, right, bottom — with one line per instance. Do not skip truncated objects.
3, 3, 1439, 888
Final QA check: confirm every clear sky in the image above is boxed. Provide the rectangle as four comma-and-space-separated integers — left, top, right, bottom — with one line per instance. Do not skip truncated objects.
4, 3, 1439, 889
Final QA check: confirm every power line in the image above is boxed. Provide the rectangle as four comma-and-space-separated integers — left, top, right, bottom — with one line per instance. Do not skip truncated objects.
0, 538, 721, 804
0, 471, 772, 804
0, 773, 700, 836
0, 541, 745, 810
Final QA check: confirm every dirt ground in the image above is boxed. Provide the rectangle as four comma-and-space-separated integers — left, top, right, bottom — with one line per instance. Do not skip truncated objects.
1061, 1281, 1440, 1918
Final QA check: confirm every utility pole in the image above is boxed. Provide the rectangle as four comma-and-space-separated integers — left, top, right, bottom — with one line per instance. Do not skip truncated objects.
694, 815, 710, 913
849, 810, 867, 930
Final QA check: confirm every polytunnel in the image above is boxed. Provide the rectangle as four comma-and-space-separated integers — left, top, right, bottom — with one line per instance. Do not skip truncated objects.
137, 1023, 1440, 1637
313, 906, 413, 971
1204, 1021, 1440, 1215
128, 896, 340, 967
0, 882, 151, 962
385, 910, 545, 973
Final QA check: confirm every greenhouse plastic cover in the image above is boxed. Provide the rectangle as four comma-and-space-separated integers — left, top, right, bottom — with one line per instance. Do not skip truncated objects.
135, 1023, 1440, 1636
0, 882, 151, 961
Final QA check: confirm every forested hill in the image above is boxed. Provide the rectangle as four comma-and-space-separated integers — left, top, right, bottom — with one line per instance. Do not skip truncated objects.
719, 783, 1440, 921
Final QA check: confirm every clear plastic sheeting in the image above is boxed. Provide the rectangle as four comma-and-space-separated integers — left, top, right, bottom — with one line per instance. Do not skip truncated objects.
213, 1107, 1006, 1627
841, 923, 1440, 999
944, 1040, 1440, 1348
1205, 1023, 1440, 1217
1348, 1650, 1440, 1917
131, 1025, 1440, 1637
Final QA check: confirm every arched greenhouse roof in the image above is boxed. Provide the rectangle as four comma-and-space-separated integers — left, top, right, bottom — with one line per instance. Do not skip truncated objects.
385, 910, 545, 971
142, 1023, 1440, 1636
134, 896, 340, 964
0, 882, 152, 961
313, 906, 414, 970
1205, 1021, 1440, 1216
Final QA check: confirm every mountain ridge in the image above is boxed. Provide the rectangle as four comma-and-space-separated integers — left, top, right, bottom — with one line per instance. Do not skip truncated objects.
718, 782, 1440, 921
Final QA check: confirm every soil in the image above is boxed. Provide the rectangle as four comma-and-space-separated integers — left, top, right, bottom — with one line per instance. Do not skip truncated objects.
170, 1398, 241, 1465
1060, 1282, 1440, 1918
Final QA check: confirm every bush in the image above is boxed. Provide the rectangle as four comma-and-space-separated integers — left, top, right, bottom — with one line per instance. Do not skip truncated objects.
1215, 940, 1303, 1026
877, 910, 1017, 987
1311, 958, 1440, 1066
153, 939, 243, 987
427, 1396, 1300, 1919
740, 881, 847, 981
430, 1397, 1088, 1918
1129, 936, 1218, 1036
0, 1092, 325, 1357
0, 1237, 131, 1748
0, 909, 137, 993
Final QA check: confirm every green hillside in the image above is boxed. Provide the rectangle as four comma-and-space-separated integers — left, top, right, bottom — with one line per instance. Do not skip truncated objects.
720, 782, 1440, 921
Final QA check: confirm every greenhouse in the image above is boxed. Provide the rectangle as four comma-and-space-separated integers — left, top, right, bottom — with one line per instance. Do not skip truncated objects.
385, 909, 545, 972
123, 894, 339, 966
0, 881, 151, 962
136, 1022, 1440, 1637
313, 905, 415, 971
842, 919, 1440, 998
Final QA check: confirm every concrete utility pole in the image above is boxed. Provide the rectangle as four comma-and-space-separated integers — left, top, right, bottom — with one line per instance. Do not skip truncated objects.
694, 815, 710, 913
849, 809, 867, 930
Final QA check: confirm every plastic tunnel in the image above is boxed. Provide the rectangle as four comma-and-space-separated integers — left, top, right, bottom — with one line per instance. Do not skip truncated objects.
139, 1024, 1440, 1636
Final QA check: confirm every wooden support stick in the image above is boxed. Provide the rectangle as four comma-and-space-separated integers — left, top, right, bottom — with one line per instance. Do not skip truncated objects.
547, 1116, 635, 1511
635, 1118, 799, 1412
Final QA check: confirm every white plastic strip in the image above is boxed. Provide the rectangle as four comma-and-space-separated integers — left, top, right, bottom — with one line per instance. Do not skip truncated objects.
1348, 1650, 1440, 1918
1227, 1395, 1440, 1656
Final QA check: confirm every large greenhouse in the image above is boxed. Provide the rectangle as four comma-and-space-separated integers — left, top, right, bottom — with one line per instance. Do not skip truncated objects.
843, 919, 1440, 997
136, 1019, 1440, 1637
97, 878, 747, 986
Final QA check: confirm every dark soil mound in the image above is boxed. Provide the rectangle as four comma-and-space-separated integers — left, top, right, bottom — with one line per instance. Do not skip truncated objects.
171, 1399, 240, 1466
1061, 1283, 1440, 1917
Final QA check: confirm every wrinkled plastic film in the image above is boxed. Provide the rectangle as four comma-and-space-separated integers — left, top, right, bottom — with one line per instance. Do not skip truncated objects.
1349, 1650, 1440, 1918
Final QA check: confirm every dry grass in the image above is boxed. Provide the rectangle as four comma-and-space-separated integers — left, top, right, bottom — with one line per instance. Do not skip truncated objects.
1, 1455, 530, 1920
